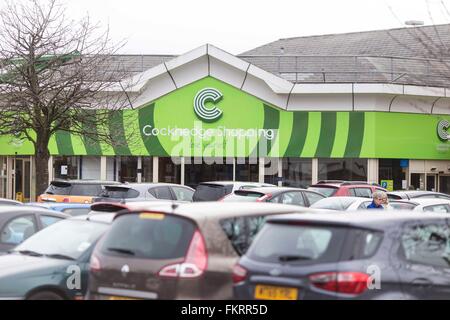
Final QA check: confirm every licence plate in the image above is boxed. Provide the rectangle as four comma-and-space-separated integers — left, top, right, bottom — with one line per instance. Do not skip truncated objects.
254, 285, 298, 300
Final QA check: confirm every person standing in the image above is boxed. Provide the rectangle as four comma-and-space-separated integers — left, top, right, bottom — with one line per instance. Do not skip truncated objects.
367, 191, 387, 209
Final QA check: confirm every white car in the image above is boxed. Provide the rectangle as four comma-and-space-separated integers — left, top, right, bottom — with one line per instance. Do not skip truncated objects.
409, 198, 450, 213
310, 196, 418, 211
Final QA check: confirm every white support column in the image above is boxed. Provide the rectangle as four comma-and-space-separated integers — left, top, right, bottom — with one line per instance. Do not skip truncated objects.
232, 158, 236, 181
367, 159, 379, 184
259, 157, 265, 183
48, 156, 54, 182
153, 157, 159, 183
100, 156, 107, 181
137, 157, 142, 183
312, 158, 319, 185
181, 157, 185, 185
278, 158, 283, 187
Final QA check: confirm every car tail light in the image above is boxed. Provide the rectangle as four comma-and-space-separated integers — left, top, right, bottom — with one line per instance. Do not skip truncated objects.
256, 194, 272, 202
158, 230, 208, 279
232, 264, 248, 284
63, 198, 70, 203
309, 272, 369, 295
90, 255, 101, 272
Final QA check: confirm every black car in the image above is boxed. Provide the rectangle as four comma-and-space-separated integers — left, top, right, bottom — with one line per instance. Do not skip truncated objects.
221, 187, 326, 207
388, 190, 450, 200
93, 183, 194, 203
234, 211, 450, 300
0, 206, 70, 253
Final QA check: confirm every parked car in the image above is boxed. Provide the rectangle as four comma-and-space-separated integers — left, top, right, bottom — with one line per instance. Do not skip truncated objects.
388, 190, 450, 200
92, 183, 194, 203
37, 180, 121, 204
0, 198, 22, 206
87, 202, 307, 300
0, 214, 114, 300
88, 200, 179, 215
310, 196, 417, 211
192, 181, 275, 202
308, 180, 387, 198
234, 211, 450, 300
0, 206, 70, 254
221, 187, 325, 207
409, 198, 450, 213
25, 203, 92, 216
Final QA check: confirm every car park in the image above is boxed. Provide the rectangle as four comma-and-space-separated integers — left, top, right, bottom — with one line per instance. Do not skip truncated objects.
92, 183, 194, 203
192, 181, 275, 202
37, 180, 121, 204
234, 211, 450, 300
0, 206, 70, 254
308, 180, 387, 198
221, 187, 326, 207
87, 202, 307, 300
25, 203, 92, 216
387, 190, 450, 200
310, 196, 417, 211
0, 214, 114, 300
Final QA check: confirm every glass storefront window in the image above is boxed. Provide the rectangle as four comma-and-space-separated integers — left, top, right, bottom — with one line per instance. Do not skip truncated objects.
282, 158, 312, 188
185, 157, 234, 189
159, 157, 181, 184
264, 158, 280, 185
411, 173, 425, 191
54, 156, 78, 180
379, 159, 406, 191
235, 158, 259, 182
440, 176, 450, 194
142, 157, 153, 183
119, 156, 137, 183
318, 158, 367, 182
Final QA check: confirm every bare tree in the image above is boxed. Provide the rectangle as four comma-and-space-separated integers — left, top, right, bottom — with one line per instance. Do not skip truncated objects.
0, 0, 135, 196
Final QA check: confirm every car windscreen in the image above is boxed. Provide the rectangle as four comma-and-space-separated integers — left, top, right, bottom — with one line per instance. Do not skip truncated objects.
307, 187, 337, 197
389, 202, 417, 210
13, 220, 109, 260
193, 184, 233, 201
45, 182, 72, 195
222, 191, 264, 202
100, 186, 140, 199
100, 213, 196, 259
247, 223, 347, 265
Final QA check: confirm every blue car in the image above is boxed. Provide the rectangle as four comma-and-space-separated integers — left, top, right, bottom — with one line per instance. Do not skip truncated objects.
25, 203, 91, 216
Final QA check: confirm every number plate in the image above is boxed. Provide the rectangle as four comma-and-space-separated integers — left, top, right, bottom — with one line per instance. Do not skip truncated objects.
254, 285, 298, 300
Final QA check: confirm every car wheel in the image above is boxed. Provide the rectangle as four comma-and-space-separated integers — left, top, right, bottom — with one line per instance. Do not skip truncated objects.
27, 291, 64, 300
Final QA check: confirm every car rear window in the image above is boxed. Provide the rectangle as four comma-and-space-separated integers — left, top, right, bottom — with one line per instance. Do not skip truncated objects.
102, 186, 140, 199
247, 223, 347, 265
308, 187, 337, 197
45, 182, 72, 195
193, 184, 233, 201
70, 184, 102, 196
222, 191, 264, 202
101, 213, 196, 259
310, 197, 357, 210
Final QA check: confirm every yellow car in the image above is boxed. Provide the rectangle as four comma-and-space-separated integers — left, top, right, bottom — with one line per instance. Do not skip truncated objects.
38, 180, 121, 204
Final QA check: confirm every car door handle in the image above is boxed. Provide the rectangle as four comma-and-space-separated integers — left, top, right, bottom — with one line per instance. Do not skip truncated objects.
412, 278, 433, 287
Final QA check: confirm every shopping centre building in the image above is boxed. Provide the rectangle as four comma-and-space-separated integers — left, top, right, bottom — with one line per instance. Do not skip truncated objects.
1, 25, 450, 201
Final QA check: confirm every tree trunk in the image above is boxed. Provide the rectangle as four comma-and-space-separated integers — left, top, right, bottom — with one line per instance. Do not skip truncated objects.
35, 138, 50, 198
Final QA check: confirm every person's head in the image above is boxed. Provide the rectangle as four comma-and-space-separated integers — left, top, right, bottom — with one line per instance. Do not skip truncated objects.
372, 191, 387, 207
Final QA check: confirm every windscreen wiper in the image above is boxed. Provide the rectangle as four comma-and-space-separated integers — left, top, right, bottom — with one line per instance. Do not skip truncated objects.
17, 250, 44, 257
46, 253, 76, 261
107, 247, 136, 256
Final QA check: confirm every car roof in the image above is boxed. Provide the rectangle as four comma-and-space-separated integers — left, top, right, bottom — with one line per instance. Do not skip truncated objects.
407, 198, 450, 205
91, 200, 178, 213
235, 187, 307, 194
70, 213, 116, 224
116, 202, 312, 221
198, 181, 274, 187
104, 183, 193, 189
267, 210, 450, 230
0, 198, 22, 205
25, 202, 91, 209
0, 205, 70, 217
51, 179, 120, 185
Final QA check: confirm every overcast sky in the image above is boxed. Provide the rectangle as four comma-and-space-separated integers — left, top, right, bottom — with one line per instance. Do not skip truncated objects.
4, 0, 450, 55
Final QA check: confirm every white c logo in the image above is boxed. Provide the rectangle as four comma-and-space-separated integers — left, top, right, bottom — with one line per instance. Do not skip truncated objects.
194, 88, 223, 121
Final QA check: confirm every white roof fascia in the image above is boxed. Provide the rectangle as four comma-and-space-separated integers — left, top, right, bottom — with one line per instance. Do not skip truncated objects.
246, 64, 294, 94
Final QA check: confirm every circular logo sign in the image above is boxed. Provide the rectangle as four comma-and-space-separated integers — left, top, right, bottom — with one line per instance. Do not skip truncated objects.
194, 88, 223, 122
437, 120, 450, 141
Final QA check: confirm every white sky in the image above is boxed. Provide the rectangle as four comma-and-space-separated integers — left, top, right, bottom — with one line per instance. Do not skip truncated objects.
4, 0, 450, 55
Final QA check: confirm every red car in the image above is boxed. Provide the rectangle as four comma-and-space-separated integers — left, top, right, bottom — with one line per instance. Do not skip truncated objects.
308, 180, 387, 198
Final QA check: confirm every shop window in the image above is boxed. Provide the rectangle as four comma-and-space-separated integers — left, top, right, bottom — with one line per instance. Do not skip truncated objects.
119, 156, 137, 183
411, 173, 425, 191
142, 157, 153, 182
235, 158, 259, 182
440, 176, 450, 195
184, 157, 233, 189
159, 157, 181, 184
318, 158, 367, 182
54, 156, 78, 180
264, 158, 280, 185
283, 158, 312, 188
379, 159, 406, 191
